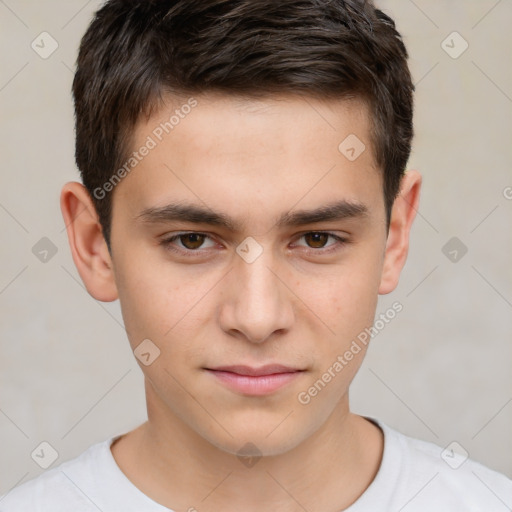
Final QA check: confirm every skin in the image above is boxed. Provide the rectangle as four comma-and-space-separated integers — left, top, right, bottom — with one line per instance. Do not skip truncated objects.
60, 92, 421, 512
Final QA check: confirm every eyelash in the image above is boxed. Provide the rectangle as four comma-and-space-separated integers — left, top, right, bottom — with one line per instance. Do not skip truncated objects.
159, 231, 348, 258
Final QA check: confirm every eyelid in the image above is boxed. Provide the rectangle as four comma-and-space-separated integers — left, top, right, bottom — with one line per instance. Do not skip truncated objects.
160, 231, 218, 250
290, 231, 349, 256
291, 231, 345, 246
159, 230, 349, 257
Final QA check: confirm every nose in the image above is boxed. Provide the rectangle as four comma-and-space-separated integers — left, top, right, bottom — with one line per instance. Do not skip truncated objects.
218, 245, 295, 344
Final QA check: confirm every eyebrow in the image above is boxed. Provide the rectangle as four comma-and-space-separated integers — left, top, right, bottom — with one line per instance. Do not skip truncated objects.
136, 199, 368, 232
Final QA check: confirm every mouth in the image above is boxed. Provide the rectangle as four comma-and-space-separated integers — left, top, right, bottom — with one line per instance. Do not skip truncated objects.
206, 364, 304, 376
204, 365, 306, 395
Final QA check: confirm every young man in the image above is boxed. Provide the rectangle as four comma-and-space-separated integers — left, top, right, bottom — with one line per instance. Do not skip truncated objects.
1, 0, 510, 510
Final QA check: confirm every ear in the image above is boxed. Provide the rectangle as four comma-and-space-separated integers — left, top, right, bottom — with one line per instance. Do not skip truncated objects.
60, 181, 118, 302
379, 170, 422, 295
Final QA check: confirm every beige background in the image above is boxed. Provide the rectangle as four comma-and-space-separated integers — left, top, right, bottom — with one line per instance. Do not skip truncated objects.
1, 0, 511, 496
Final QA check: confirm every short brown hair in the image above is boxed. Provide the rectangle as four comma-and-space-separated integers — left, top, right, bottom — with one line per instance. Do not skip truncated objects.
73, 0, 414, 249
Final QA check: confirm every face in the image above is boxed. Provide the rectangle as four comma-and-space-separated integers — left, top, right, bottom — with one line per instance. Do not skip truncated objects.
108, 93, 390, 456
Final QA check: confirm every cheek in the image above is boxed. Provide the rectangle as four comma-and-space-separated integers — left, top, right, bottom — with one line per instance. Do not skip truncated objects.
303, 255, 382, 338
295, 270, 379, 409
112, 251, 219, 353
111, 253, 174, 349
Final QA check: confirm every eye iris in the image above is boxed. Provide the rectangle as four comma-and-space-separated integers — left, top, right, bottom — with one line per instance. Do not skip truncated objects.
305, 233, 328, 248
181, 233, 205, 250
175, 233, 332, 251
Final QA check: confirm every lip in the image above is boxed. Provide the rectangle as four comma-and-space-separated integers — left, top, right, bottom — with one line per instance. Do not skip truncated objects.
205, 365, 305, 396
208, 364, 301, 376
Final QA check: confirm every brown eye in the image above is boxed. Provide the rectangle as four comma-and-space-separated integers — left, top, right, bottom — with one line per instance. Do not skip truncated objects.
178, 233, 207, 250
293, 231, 347, 255
303, 232, 330, 249
160, 232, 216, 255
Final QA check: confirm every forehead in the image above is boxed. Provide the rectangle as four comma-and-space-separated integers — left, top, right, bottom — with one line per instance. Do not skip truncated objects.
141, 92, 373, 158
113, 93, 383, 228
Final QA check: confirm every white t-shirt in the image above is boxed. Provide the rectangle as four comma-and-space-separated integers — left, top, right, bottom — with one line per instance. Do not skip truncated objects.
1, 419, 511, 511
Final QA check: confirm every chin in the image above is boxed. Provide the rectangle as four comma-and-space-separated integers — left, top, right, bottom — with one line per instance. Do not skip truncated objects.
198, 414, 311, 459
216, 433, 303, 459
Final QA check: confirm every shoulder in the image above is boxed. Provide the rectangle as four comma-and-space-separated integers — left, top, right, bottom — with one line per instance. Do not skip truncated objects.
0, 438, 114, 512
381, 421, 512, 511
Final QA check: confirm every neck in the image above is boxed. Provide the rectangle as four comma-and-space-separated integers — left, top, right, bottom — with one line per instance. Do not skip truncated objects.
111, 381, 383, 512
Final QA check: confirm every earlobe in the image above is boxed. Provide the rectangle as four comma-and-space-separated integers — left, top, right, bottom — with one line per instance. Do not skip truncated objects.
60, 181, 118, 302
378, 170, 422, 295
